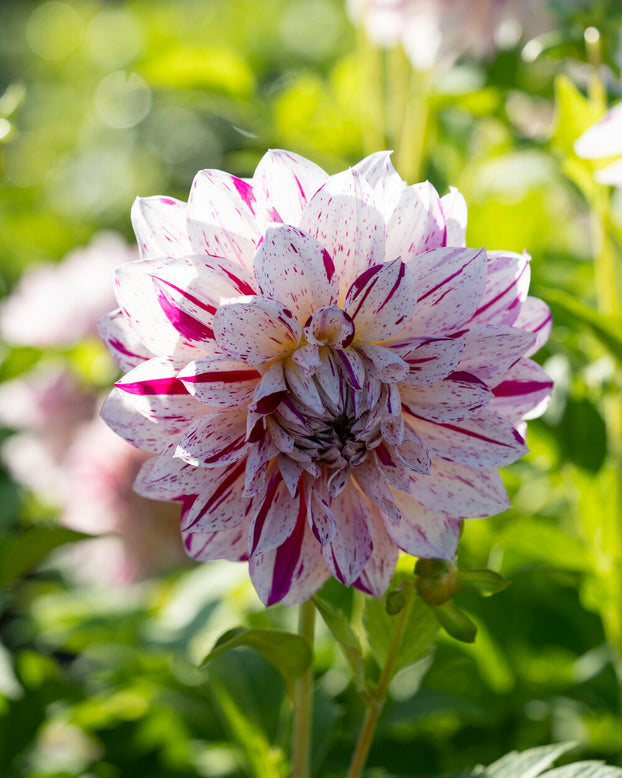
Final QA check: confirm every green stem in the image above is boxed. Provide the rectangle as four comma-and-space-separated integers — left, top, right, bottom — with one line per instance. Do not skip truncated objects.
346, 587, 414, 778
292, 600, 315, 778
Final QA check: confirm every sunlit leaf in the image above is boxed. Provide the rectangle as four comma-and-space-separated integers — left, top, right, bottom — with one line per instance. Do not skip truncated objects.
0, 526, 91, 587
313, 595, 366, 692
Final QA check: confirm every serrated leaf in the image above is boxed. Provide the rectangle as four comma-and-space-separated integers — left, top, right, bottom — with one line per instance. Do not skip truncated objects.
364, 592, 438, 680
542, 287, 622, 364
313, 596, 366, 692
201, 627, 311, 701
0, 526, 92, 587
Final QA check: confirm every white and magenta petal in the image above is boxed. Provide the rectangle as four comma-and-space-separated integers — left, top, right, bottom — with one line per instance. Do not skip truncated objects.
385, 182, 446, 262
252, 149, 328, 224
254, 224, 339, 324
401, 371, 492, 423
384, 493, 462, 559
490, 358, 553, 423
513, 296, 552, 357
181, 457, 254, 532
351, 151, 406, 218
391, 335, 465, 385
183, 518, 251, 563
98, 309, 153, 372
214, 296, 301, 365
404, 247, 487, 335
175, 409, 250, 468
458, 325, 536, 383
440, 187, 467, 247
131, 195, 192, 260
353, 504, 399, 598
299, 168, 386, 297
345, 259, 417, 342
249, 467, 302, 555
187, 169, 265, 270
178, 355, 260, 408
470, 250, 531, 327
323, 483, 374, 587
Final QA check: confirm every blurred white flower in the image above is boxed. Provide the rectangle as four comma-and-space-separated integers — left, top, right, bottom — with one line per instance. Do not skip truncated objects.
575, 102, 622, 187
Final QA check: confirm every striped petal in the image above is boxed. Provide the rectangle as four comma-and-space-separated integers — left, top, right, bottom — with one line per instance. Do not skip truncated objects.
249, 467, 301, 555
345, 259, 417, 342
175, 409, 249, 468
385, 182, 446, 262
409, 409, 528, 468
458, 325, 536, 383
491, 358, 553, 423
254, 224, 339, 324
440, 187, 467, 247
214, 296, 301, 365
323, 483, 374, 587
181, 457, 254, 532
470, 250, 531, 327
352, 151, 406, 219
401, 371, 492, 423
252, 149, 328, 224
187, 169, 266, 270
391, 335, 465, 385
131, 195, 192, 260
134, 446, 215, 500
353, 503, 399, 597
98, 309, 153, 372
404, 247, 487, 335
183, 518, 251, 562
404, 460, 510, 519
178, 356, 260, 408
299, 168, 386, 298
513, 296, 552, 357
352, 458, 401, 525
384, 493, 462, 559
356, 342, 409, 382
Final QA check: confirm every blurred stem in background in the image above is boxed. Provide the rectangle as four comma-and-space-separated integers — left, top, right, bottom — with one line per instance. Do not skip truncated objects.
292, 600, 315, 778
583, 26, 622, 707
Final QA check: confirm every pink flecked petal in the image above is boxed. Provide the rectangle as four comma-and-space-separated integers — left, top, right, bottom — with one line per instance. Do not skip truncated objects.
299, 168, 386, 298
401, 371, 492, 423
284, 359, 325, 414
278, 454, 304, 497
134, 446, 212, 500
304, 306, 355, 349
251, 360, 287, 414
384, 492, 462, 559
187, 169, 266, 270
131, 195, 192, 260
470, 250, 531, 327
409, 408, 527, 468
353, 504, 399, 597
98, 309, 153, 372
385, 182, 446, 262
405, 460, 510, 519
491, 358, 553, 423
513, 296, 552, 357
254, 224, 339, 324
252, 149, 329, 225
404, 247, 487, 335
351, 151, 406, 218
356, 342, 409, 383
458, 325, 536, 383
181, 457, 254, 532
178, 356, 260, 408
244, 437, 279, 497
345, 259, 417, 341
175, 409, 250, 468
183, 517, 250, 562
334, 347, 366, 391
248, 467, 302, 555
214, 296, 301, 365
249, 494, 327, 605
292, 344, 322, 374
152, 276, 216, 345
305, 479, 337, 544
390, 335, 465, 385
323, 483, 374, 586
352, 458, 401, 525
394, 423, 432, 473
373, 442, 415, 490
440, 187, 467, 247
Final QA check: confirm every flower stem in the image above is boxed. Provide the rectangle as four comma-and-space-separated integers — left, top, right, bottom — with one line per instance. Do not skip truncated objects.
292, 600, 315, 778
346, 587, 413, 778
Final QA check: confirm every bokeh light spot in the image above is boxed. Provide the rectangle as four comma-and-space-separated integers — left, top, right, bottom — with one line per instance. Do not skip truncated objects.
26, 2, 83, 60
94, 71, 151, 129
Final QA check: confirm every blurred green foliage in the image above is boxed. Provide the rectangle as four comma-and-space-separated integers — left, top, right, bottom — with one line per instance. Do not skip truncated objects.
2, 0, 622, 776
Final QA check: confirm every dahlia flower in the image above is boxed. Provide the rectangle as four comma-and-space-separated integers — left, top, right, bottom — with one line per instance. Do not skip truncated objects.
346, 0, 553, 71
575, 102, 622, 188
100, 150, 552, 606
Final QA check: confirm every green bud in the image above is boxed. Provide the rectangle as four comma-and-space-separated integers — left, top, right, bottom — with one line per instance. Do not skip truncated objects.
456, 568, 510, 597
433, 601, 477, 643
386, 587, 409, 615
414, 558, 455, 579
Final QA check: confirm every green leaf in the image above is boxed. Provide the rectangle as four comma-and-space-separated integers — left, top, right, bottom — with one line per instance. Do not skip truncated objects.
312, 596, 366, 692
433, 601, 477, 643
541, 287, 622, 364
364, 591, 438, 679
544, 764, 622, 777
201, 627, 311, 701
467, 742, 577, 778
0, 526, 91, 587
206, 651, 285, 778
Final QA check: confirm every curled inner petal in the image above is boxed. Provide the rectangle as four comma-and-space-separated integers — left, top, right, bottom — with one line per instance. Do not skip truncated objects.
304, 305, 355, 348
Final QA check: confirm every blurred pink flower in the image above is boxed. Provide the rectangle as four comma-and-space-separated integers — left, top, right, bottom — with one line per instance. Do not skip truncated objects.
0, 233, 186, 586
0, 232, 136, 347
574, 102, 622, 187
100, 150, 552, 606
346, 0, 553, 70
